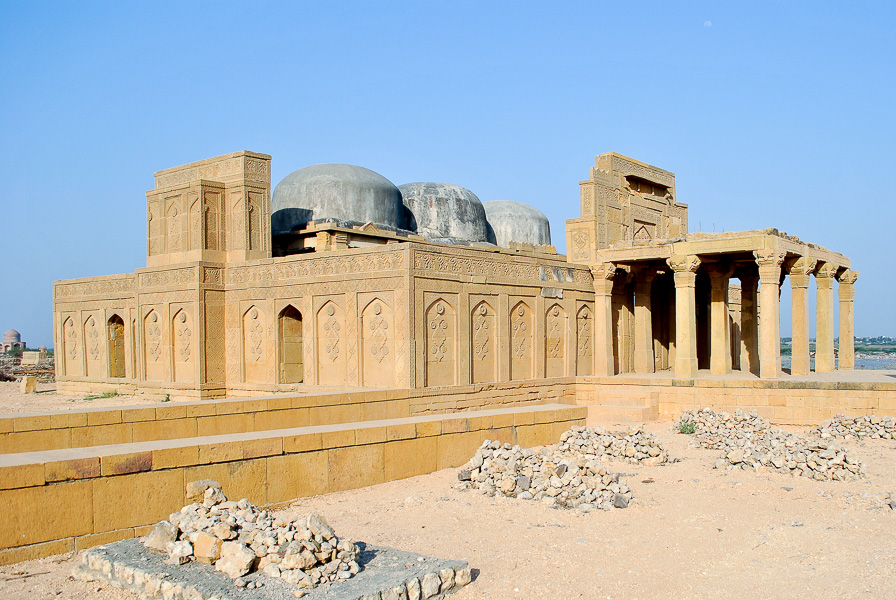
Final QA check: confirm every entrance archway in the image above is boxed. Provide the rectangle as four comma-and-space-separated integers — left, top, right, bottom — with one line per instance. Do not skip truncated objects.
107, 315, 125, 378
278, 306, 303, 383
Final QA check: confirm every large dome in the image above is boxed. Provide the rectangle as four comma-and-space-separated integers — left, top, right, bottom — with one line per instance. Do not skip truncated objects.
483, 200, 551, 247
399, 182, 490, 243
271, 164, 408, 234
3, 329, 20, 342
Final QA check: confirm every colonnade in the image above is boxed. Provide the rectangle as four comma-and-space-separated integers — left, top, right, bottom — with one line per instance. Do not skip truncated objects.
591, 252, 859, 379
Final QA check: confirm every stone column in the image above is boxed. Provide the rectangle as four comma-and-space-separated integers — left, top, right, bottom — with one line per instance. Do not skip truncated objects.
838, 270, 859, 371
754, 249, 786, 379
788, 257, 817, 375
591, 263, 616, 376
633, 270, 657, 374
707, 264, 734, 375
815, 263, 838, 373
667, 255, 701, 379
739, 274, 759, 375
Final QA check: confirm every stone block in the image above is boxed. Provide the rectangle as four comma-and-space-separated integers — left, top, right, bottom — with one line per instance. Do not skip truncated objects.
441, 418, 468, 434
87, 410, 123, 426
386, 422, 416, 441
75, 528, 135, 551
101, 451, 153, 476
0, 480, 94, 548
152, 445, 199, 470
242, 437, 282, 459
355, 425, 388, 445
13, 414, 51, 432
328, 444, 385, 492
516, 423, 553, 448
93, 470, 183, 533
283, 432, 323, 453
384, 437, 437, 481
131, 418, 197, 443
415, 420, 441, 438
198, 441, 243, 463
19, 376, 37, 394
45, 457, 101, 482
436, 431, 482, 470
0, 538, 74, 567
321, 428, 355, 449
184, 460, 267, 506
254, 407, 308, 431
0, 462, 44, 489
196, 413, 254, 437
266, 451, 329, 504
85, 424, 132, 446
120, 408, 157, 424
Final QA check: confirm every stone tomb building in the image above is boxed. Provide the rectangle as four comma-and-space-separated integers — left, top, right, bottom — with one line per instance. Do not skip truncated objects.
53, 151, 857, 403
1, 329, 25, 353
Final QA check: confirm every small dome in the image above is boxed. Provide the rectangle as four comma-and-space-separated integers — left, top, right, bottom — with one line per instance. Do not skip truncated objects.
3, 329, 20, 341
483, 200, 552, 247
399, 182, 490, 243
271, 164, 408, 233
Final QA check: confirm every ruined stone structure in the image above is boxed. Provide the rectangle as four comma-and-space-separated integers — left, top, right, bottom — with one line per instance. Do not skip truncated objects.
53, 151, 857, 400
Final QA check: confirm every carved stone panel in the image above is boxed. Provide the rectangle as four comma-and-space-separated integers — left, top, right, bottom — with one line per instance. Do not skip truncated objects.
84, 315, 103, 377
242, 306, 267, 383
317, 301, 347, 385
63, 316, 80, 377
471, 300, 497, 384
576, 305, 594, 376
143, 310, 166, 381
173, 309, 195, 383
510, 301, 534, 381
362, 298, 395, 388
425, 299, 456, 387
545, 304, 567, 378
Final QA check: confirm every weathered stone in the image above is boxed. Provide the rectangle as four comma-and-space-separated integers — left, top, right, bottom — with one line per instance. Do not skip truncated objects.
185, 480, 222, 504
216, 542, 256, 578
143, 521, 177, 553
192, 532, 222, 564
421, 572, 441, 599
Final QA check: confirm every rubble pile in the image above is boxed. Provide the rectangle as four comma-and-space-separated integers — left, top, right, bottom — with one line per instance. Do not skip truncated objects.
557, 425, 676, 466
815, 414, 896, 440
142, 482, 360, 591
457, 439, 634, 510
676, 408, 865, 481
675, 408, 773, 450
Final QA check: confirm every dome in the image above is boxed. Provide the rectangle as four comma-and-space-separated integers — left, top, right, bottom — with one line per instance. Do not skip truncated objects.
398, 182, 489, 243
483, 200, 552, 247
3, 329, 20, 342
271, 164, 408, 234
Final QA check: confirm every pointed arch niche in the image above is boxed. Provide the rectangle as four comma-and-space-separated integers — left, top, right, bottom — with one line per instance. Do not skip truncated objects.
242, 306, 266, 383
545, 303, 568, 378
107, 314, 125, 378
510, 301, 534, 381
63, 316, 80, 377
425, 298, 456, 387
278, 305, 303, 384
173, 309, 195, 383
143, 310, 165, 381
362, 298, 394, 387
471, 300, 497, 384
317, 301, 346, 385
576, 305, 594, 376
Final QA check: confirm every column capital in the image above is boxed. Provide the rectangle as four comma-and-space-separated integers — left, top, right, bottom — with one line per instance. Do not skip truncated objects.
838, 269, 859, 285
667, 254, 701, 273
816, 262, 839, 279
591, 262, 616, 295
753, 248, 786, 268
787, 256, 818, 276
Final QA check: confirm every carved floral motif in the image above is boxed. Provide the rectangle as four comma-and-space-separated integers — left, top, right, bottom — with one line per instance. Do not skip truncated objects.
428, 302, 449, 362
323, 304, 340, 362
367, 302, 389, 363
175, 311, 192, 362
472, 303, 491, 361
85, 317, 100, 360
512, 304, 530, 359
145, 312, 162, 362
247, 308, 263, 363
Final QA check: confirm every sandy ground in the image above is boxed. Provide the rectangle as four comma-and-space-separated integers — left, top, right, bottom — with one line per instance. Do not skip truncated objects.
0, 381, 161, 415
1, 416, 895, 599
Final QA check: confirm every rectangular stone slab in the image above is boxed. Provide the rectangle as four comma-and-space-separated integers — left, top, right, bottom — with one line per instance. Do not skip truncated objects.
76, 538, 471, 600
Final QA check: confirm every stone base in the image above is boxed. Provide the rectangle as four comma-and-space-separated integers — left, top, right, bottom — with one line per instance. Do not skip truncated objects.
76, 538, 471, 600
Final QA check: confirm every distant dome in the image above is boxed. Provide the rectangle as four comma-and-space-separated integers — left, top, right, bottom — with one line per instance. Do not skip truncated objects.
483, 200, 551, 247
271, 164, 408, 233
3, 329, 20, 342
398, 183, 489, 243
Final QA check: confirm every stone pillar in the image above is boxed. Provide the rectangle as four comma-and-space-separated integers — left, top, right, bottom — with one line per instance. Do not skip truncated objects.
815, 263, 838, 373
633, 270, 657, 374
591, 263, 616, 376
739, 274, 759, 375
837, 270, 859, 371
667, 255, 701, 379
788, 257, 817, 375
754, 249, 786, 379
707, 264, 734, 375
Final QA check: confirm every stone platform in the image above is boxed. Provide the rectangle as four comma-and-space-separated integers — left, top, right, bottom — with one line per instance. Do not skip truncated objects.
580, 370, 896, 425
76, 539, 471, 600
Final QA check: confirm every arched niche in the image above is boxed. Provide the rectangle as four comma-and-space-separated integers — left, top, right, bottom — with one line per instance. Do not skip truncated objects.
107, 314, 126, 378
278, 305, 303, 384
470, 300, 497, 384
545, 303, 568, 378
576, 305, 594, 376
317, 301, 346, 385
425, 298, 456, 387
510, 301, 534, 381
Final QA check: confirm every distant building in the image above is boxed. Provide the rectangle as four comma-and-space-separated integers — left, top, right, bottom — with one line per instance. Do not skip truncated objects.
2, 329, 26, 352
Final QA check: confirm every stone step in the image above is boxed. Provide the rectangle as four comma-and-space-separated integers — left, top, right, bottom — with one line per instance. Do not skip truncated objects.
586, 404, 658, 426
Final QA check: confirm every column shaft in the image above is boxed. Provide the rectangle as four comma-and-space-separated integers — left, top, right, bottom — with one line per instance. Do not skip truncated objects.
668, 255, 701, 379
633, 276, 656, 374
591, 264, 616, 376
740, 276, 759, 375
815, 264, 837, 373
838, 270, 859, 370
788, 257, 816, 376
755, 249, 785, 379
709, 269, 732, 375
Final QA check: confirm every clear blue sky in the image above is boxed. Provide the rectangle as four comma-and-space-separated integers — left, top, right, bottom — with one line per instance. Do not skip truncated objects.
2, 1, 894, 347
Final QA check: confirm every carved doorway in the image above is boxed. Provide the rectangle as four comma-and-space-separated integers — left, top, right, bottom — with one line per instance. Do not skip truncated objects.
107, 315, 125, 378
279, 306, 303, 384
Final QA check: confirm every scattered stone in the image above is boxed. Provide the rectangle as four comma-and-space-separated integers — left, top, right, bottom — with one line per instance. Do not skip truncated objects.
142, 483, 361, 591
675, 408, 865, 481
815, 414, 896, 440
457, 433, 635, 510
558, 425, 677, 466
